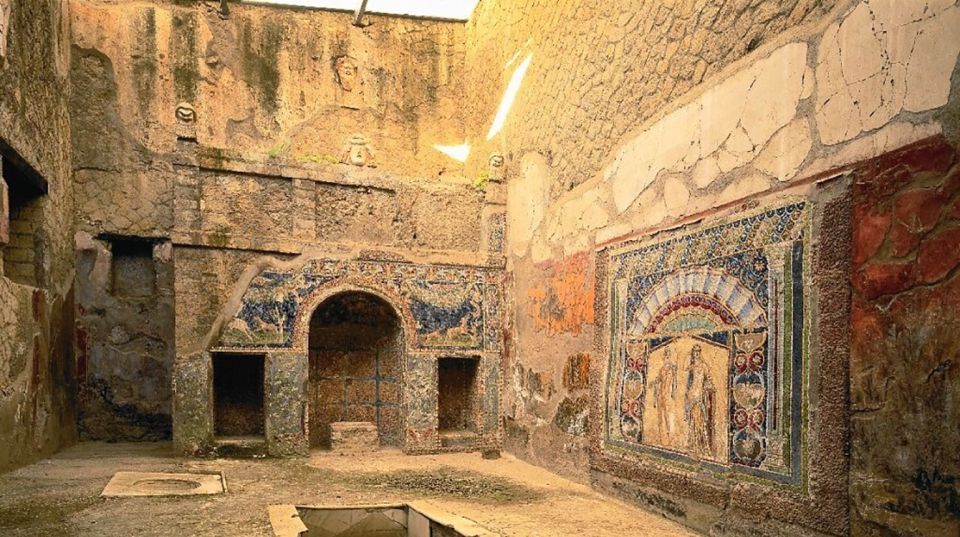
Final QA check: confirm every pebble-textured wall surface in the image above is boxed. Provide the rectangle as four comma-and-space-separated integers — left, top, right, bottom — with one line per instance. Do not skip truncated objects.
464, 0, 839, 197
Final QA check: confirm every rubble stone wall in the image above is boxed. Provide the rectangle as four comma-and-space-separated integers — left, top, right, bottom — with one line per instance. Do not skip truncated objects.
66, 0, 490, 445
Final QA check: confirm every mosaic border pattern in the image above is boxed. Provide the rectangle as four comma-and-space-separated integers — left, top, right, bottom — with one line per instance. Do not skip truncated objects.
219, 258, 503, 352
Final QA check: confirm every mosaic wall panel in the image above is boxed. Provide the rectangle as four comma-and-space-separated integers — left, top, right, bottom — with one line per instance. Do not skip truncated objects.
220, 258, 502, 352
604, 202, 808, 482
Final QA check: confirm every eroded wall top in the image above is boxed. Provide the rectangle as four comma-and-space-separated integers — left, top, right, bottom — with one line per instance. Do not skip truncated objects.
69, 0, 469, 178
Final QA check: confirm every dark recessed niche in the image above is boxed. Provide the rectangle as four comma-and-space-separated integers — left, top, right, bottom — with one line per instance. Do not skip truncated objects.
308, 291, 402, 448
1, 147, 47, 288
109, 238, 156, 297
213, 353, 265, 438
438, 357, 479, 433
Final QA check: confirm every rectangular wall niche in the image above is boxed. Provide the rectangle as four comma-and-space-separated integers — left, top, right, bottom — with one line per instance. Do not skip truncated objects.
1, 150, 47, 287
213, 354, 265, 437
437, 357, 479, 433
109, 238, 156, 297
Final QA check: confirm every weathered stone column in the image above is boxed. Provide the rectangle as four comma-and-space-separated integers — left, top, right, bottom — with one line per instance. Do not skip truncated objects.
480, 351, 502, 451
265, 352, 308, 457
171, 351, 213, 454
403, 353, 438, 453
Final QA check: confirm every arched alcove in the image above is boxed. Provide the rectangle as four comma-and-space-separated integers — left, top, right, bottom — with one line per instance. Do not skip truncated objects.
307, 291, 403, 448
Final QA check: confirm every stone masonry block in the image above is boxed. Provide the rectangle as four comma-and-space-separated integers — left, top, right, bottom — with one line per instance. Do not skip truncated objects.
330, 421, 379, 454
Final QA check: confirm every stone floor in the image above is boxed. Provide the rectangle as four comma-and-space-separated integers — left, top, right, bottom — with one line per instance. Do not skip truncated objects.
0, 442, 697, 536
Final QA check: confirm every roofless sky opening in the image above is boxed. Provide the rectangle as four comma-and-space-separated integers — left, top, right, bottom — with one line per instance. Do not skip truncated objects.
245, 0, 482, 21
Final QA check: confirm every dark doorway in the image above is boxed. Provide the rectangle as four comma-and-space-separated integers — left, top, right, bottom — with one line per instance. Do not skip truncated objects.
213, 354, 265, 437
438, 358, 479, 432
309, 292, 402, 448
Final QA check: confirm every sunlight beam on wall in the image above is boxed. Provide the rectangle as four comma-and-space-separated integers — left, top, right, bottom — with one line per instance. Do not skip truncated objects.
486, 53, 533, 141
433, 142, 471, 162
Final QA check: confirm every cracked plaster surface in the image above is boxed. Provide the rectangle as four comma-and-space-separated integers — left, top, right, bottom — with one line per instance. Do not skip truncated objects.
816, 0, 960, 145
514, 0, 960, 260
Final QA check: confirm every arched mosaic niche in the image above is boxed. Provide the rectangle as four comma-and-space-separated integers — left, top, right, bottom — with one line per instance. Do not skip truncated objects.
602, 201, 808, 484
217, 257, 504, 354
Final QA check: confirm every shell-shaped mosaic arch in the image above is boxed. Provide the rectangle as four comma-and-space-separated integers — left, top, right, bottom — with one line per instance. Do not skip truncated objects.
629, 267, 767, 335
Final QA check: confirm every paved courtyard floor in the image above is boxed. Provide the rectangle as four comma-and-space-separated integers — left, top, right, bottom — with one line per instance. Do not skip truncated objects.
0, 442, 697, 536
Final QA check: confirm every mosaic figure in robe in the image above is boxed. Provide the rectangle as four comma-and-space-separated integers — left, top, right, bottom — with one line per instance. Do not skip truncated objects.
684, 344, 717, 457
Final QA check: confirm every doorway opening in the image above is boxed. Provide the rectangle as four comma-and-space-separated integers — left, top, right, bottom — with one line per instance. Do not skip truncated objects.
213, 353, 265, 438
309, 291, 402, 448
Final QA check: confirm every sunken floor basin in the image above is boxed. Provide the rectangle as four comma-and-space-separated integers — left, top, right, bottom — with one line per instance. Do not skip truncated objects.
268, 503, 493, 537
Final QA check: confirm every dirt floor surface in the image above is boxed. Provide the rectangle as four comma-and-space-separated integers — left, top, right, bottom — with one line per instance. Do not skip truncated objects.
0, 442, 698, 536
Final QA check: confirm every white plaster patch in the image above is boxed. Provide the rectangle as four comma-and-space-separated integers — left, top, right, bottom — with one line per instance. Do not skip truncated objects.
607, 42, 807, 214
595, 223, 633, 245
692, 157, 722, 189
740, 42, 808, 148
837, 4, 885, 84
754, 119, 812, 182
801, 121, 942, 178
507, 153, 550, 257
800, 66, 815, 101
663, 177, 691, 213
716, 173, 772, 207
699, 67, 754, 157
725, 126, 754, 155
816, 1, 960, 145
904, 7, 960, 112
815, 22, 863, 145
629, 187, 668, 231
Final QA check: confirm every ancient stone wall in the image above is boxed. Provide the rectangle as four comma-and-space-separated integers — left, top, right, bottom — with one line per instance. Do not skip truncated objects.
463, 0, 839, 198
461, 0, 845, 483
0, 0, 78, 473
74, 234, 175, 440
173, 254, 504, 457
464, 0, 960, 534
66, 0, 489, 443
69, 0, 468, 181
